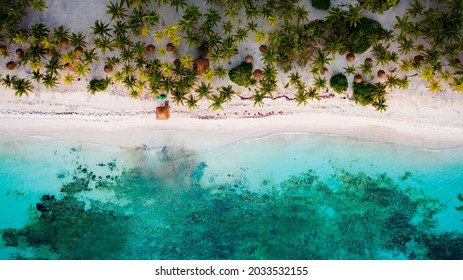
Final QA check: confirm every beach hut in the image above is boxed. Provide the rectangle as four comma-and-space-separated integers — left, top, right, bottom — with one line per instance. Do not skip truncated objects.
253, 69, 263, 79
146, 44, 156, 54
259, 45, 268, 52
156, 95, 170, 120
321, 67, 329, 76
193, 58, 209, 75
104, 64, 113, 73
414, 55, 425, 64
354, 74, 363, 83
16, 49, 24, 57
377, 70, 386, 79
245, 55, 253, 63
6, 61, 16, 70
166, 43, 175, 52
346, 52, 355, 62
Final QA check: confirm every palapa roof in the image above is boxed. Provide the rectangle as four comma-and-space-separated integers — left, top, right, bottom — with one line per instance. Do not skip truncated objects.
193, 58, 209, 75
156, 106, 170, 120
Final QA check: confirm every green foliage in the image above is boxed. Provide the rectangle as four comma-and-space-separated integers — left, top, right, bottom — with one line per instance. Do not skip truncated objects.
228, 61, 253, 87
311, 0, 331, 10
353, 81, 388, 111
87, 78, 111, 94
359, 0, 399, 14
347, 17, 386, 54
330, 73, 348, 93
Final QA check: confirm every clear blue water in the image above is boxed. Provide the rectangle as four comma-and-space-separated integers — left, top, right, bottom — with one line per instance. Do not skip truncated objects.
0, 131, 462, 260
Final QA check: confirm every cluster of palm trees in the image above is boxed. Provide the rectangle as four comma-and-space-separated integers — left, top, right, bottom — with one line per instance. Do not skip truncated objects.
1, 0, 463, 113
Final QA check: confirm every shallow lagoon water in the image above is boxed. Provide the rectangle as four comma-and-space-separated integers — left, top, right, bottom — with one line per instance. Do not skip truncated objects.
0, 131, 462, 259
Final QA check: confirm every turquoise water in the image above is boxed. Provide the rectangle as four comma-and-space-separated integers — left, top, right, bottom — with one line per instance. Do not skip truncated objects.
0, 131, 462, 259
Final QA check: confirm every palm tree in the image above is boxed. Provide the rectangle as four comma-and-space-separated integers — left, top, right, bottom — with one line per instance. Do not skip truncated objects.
385, 74, 400, 90
106, 1, 127, 21
398, 76, 410, 89
359, 63, 373, 75
208, 94, 224, 111
54, 25, 70, 47
203, 68, 215, 82
186, 94, 199, 110
344, 5, 363, 28
91, 20, 111, 38
422, 48, 441, 66
254, 29, 268, 44
451, 77, 463, 93
180, 54, 194, 69
429, 80, 442, 93
12, 78, 33, 97
170, 0, 187, 12
63, 73, 75, 85
215, 66, 227, 80
195, 82, 213, 100
399, 59, 414, 72
219, 85, 235, 102
74, 62, 90, 77
262, 48, 279, 65
70, 32, 87, 48
313, 76, 328, 91
294, 5, 310, 24
204, 8, 221, 27
311, 50, 332, 73
221, 20, 234, 35
398, 38, 415, 55
94, 36, 114, 55
407, 0, 425, 17
252, 91, 266, 107
82, 48, 99, 65
31, 70, 43, 83
288, 72, 302, 86
247, 21, 258, 33
235, 27, 249, 43
62, 51, 77, 65
325, 34, 344, 58
394, 15, 411, 32
295, 89, 309, 106
42, 73, 59, 89
2, 74, 17, 88
343, 65, 357, 76
262, 64, 278, 81
373, 96, 388, 112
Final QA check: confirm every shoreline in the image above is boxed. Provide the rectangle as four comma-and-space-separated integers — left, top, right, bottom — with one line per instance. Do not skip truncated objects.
1, 111, 463, 150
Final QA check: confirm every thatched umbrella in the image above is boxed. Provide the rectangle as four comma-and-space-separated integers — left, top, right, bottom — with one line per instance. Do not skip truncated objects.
346, 52, 355, 62
64, 63, 72, 71
6, 61, 16, 70
321, 67, 329, 76
245, 55, 253, 63
104, 64, 113, 73
454, 58, 461, 67
74, 46, 84, 56
414, 55, 424, 64
15, 48, 24, 57
156, 106, 170, 120
166, 43, 175, 52
253, 69, 263, 79
174, 59, 181, 67
193, 58, 209, 75
146, 44, 156, 54
365, 57, 373, 65
0, 45, 6, 52
60, 38, 70, 48
377, 70, 386, 78
354, 74, 363, 83
259, 45, 268, 52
